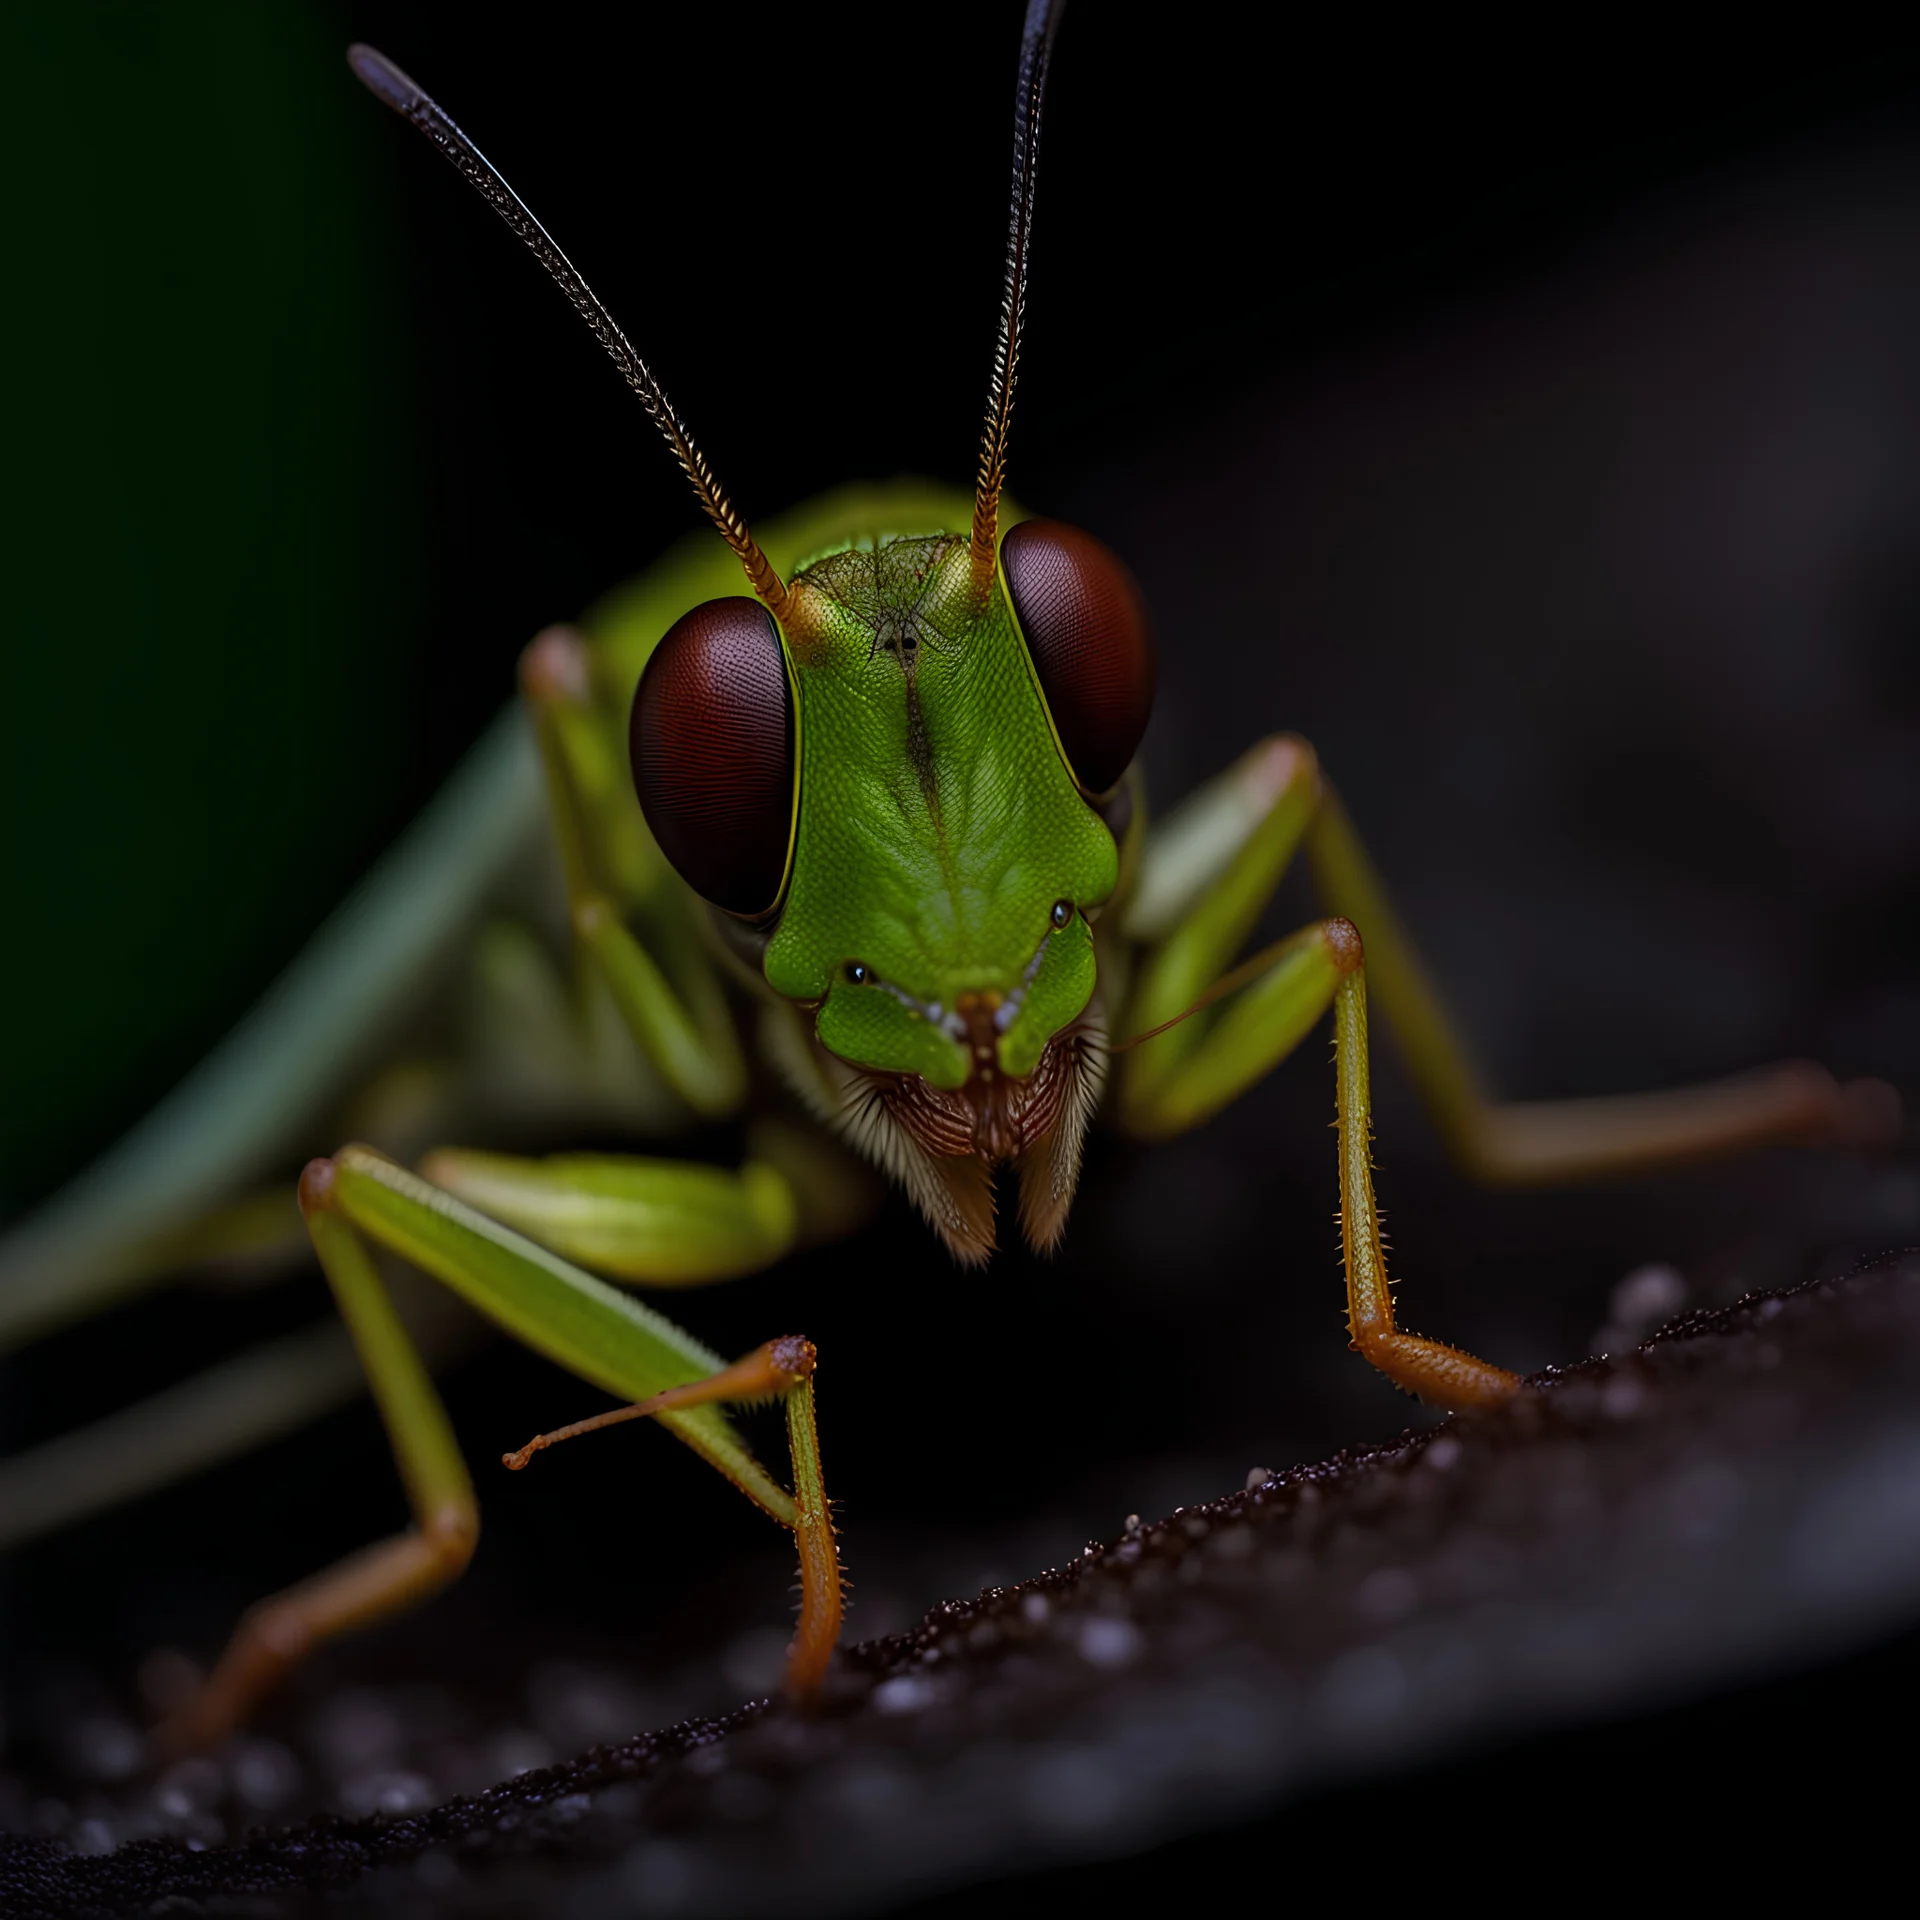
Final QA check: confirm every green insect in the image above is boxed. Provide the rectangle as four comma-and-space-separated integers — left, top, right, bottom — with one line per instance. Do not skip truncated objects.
0, 0, 1894, 1755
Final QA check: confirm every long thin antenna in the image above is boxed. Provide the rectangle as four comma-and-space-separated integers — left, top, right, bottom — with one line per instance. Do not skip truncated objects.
348, 45, 789, 619
970, 0, 1066, 604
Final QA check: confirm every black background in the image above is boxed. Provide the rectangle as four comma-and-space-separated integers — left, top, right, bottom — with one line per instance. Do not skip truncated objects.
6, 0, 1920, 1900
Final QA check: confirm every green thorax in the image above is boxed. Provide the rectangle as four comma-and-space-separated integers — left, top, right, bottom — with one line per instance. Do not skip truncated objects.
764, 533, 1117, 1090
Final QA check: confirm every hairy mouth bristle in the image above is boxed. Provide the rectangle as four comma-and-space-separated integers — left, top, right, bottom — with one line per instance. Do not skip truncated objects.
780, 1016, 1105, 1263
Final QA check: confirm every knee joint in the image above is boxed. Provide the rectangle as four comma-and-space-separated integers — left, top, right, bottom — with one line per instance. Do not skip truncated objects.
519, 624, 592, 705
424, 1505, 479, 1575
297, 1157, 338, 1216
768, 1335, 817, 1384
1323, 917, 1364, 976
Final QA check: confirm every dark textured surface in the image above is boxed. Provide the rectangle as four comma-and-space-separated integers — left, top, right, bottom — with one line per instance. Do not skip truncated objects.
7, 1255, 1920, 1916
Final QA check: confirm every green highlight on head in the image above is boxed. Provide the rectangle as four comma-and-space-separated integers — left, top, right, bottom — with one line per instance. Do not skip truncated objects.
997, 913, 1095, 1079
762, 532, 1116, 1082
815, 977, 971, 1090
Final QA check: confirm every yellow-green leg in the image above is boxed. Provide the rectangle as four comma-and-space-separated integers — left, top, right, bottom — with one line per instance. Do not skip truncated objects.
161, 1144, 841, 1750
159, 1184, 480, 1754
1118, 734, 1326, 1139
521, 625, 746, 1119
1325, 928, 1520, 1405
501, 1333, 840, 1699
416, 1147, 798, 1284
1303, 782, 1897, 1179
158, 616, 880, 1747
1117, 732, 1896, 1410
1120, 905, 1520, 1410
1123, 733, 1896, 1172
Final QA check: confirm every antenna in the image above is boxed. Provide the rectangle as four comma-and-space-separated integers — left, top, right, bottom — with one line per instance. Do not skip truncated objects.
347, 45, 789, 620
970, 0, 1066, 605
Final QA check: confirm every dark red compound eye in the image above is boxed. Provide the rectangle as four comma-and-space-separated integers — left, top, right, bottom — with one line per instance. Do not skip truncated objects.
1001, 518, 1155, 796
629, 597, 794, 916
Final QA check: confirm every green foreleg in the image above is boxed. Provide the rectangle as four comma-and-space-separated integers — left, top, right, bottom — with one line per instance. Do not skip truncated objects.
158, 1193, 481, 1753
572, 898, 746, 1117
1304, 783, 1898, 1180
504, 1336, 843, 1705
160, 1142, 848, 1745
1118, 735, 1321, 1130
1123, 735, 1318, 1045
324, 1146, 789, 1517
1119, 907, 1522, 1411
420, 1145, 798, 1284
1325, 932, 1523, 1408
522, 626, 747, 1119
1122, 733, 1896, 1177
1116, 731, 1897, 1417
1119, 922, 1346, 1138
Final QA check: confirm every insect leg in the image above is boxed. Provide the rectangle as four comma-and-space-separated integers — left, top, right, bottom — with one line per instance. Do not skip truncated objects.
159, 1190, 479, 1753
503, 1336, 841, 1703
417, 1146, 797, 1283
1119, 920, 1347, 1137
418, 1109, 876, 1285
1304, 783, 1899, 1181
0, 1117, 874, 1549
1117, 734, 1321, 1133
522, 626, 747, 1119
1124, 732, 1895, 1175
1324, 925, 1522, 1408
1122, 907, 1520, 1410
1123, 733, 1316, 948
162, 1143, 832, 1745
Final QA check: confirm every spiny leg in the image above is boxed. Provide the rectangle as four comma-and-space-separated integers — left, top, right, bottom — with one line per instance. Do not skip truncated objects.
0, 910, 768, 1555
504, 1335, 842, 1701
1120, 917, 1347, 1137
1304, 782, 1897, 1178
1117, 735, 1320, 1137
1125, 732, 1897, 1175
1106, 744, 1485, 1390
1325, 924, 1519, 1406
1114, 728, 1896, 1407
521, 626, 746, 1119
1120, 907, 1518, 1409
158, 1172, 478, 1754
5, 860, 794, 1558
160, 1144, 842, 1747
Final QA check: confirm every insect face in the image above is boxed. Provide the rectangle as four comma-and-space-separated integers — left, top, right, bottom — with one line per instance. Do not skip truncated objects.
614, 525, 1127, 1258
758, 531, 1117, 1074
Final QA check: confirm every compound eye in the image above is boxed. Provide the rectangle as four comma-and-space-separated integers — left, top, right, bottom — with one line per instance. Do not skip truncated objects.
1001, 518, 1155, 796
629, 597, 794, 916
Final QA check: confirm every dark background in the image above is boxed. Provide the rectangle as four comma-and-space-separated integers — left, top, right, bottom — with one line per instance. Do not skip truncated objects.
5, 0, 1920, 1900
